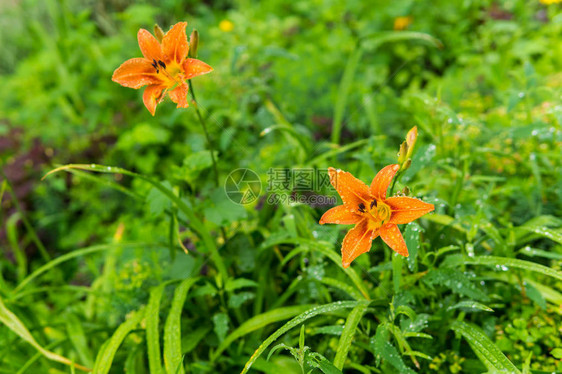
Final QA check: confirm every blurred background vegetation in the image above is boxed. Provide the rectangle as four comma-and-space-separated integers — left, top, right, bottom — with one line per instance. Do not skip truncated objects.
1, 0, 561, 373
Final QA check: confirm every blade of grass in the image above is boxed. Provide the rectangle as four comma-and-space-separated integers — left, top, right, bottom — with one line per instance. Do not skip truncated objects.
463, 256, 562, 282
451, 321, 520, 374
164, 277, 199, 374
331, 47, 363, 144
12, 242, 150, 295
1, 170, 50, 261
333, 302, 368, 370
92, 307, 145, 374
147, 285, 165, 374
66, 314, 94, 368
0, 297, 90, 372
241, 301, 367, 374
43, 164, 228, 282
212, 304, 313, 361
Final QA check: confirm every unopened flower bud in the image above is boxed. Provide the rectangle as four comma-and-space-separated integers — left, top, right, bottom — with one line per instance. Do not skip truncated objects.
398, 141, 408, 164
401, 158, 412, 172
190, 29, 199, 58
406, 126, 418, 159
154, 24, 165, 43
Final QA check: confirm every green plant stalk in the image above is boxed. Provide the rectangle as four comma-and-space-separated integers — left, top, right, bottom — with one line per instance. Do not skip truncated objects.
187, 80, 219, 187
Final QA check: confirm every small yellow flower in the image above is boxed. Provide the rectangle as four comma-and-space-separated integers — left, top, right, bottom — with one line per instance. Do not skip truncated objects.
540, 0, 561, 4
219, 19, 234, 32
394, 16, 413, 31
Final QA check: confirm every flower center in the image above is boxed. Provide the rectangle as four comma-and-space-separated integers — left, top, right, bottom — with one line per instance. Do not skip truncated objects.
151, 59, 183, 86
358, 200, 391, 230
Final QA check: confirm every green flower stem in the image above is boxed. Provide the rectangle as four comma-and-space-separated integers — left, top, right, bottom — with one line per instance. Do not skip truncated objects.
187, 80, 219, 187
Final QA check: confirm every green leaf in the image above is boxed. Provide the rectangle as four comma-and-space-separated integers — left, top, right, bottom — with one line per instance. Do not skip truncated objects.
333, 302, 367, 370
43, 164, 228, 285
179, 150, 217, 184
423, 268, 489, 301
93, 308, 145, 374
451, 321, 520, 374
447, 300, 494, 313
65, 314, 94, 368
308, 352, 343, 374
164, 278, 198, 374
463, 256, 562, 282
551, 348, 562, 359
0, 297, 90, 372
241, 301, 366, 374
213, 313, 229, 343
12, 243, 126, 295
147, 285, 165, 374
371, 324, 415, 374
404, 223, 422, 272
331, 47, 363, 144
212, 304, 314, 361
224, 278, 258, 292
523, 282, 546, 310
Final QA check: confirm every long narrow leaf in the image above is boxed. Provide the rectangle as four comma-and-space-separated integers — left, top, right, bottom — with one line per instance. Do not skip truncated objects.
463, 256, 562, 282
241, 301, 366, 374
164, 278, 198, 374
212, 304, 313, 361
147, 285, 165, 374
92, 308, 145, 374
451, 321, 520, 373
0, 297, 90, 372
333, 303, 367, 370
13, 243, 146, 295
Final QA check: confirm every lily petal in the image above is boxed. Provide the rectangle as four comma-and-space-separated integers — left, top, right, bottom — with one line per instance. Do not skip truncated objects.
320, 205, 363, 225
386, 197, 434, 224
182, 58, 214, 79
370, 164, 400, 201
162, 22, 189, 65
143, 84, 166, 116
328, 167, 372, 207
138, 29, 163, 62
168, 83, 190, 108
379, 224, 409, 257
341, 219, 375, 268
112, 58, 163, 89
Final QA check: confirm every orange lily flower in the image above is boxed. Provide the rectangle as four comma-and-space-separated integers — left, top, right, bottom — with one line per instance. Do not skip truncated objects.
112, 22, 213, 115
320, 165, 434, 268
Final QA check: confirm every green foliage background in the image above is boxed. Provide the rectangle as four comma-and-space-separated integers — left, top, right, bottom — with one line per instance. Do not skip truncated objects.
1, 0, 561, 373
